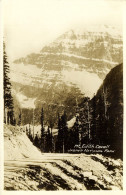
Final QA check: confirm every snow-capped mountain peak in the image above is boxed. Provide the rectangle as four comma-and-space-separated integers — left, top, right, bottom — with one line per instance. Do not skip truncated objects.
11, 24, 122, 124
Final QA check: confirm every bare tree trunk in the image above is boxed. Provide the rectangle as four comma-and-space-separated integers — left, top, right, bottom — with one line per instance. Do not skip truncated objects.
5, 108, 8, 124
87, 103, 91, 140
8, 113, 10, 125
33, 108, 34, 140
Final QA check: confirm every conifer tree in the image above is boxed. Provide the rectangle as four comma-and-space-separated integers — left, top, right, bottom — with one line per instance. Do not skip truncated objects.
56, 113, 63, 152
18, 111, 22, 126
13, 117, 16, 126
96, 87, 110, 144
3, 42, 14, 125
56, 111, 68, 153
40, 107, 45, 151
90, 95, 97, 143
73, 115, 79, 145
28, 124, 31, 138
46, 126, 52, 152
41, 107, 44, 138
61, 111, 68, 153
97, 93, 105, 144
34, 133, 39, 148
26, 126, 29, 136
77, 97, 91, 145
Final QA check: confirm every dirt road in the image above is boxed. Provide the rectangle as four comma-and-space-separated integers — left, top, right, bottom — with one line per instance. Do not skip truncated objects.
4, 153, 122, 190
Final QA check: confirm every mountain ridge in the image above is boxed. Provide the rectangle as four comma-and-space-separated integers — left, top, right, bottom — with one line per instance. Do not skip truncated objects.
9, 24, 123, 125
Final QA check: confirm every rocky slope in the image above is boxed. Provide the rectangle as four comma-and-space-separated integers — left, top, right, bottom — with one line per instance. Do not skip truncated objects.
14, 24, 122, 79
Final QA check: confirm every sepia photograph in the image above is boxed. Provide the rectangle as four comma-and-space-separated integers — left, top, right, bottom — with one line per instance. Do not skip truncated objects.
1, 0, 124, 191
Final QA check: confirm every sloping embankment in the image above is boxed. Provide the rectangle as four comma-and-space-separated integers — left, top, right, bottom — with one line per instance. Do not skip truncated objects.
4, 124, 42, 160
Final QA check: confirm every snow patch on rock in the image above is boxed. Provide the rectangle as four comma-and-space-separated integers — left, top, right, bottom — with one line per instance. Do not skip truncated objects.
62, 69, 102, 98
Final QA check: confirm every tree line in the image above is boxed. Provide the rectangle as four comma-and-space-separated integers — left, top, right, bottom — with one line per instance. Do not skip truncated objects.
28, 81, 122, 159
25, 108, 68, 153
25, 90, 109, 153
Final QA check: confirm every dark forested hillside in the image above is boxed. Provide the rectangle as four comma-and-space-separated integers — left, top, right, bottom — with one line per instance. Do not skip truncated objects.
68, 64, 123, 159
95, 63, 123, 158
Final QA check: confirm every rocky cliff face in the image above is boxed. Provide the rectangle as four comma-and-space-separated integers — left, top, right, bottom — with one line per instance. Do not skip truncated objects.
10, 24, 123, 125
14, 24, 122, 79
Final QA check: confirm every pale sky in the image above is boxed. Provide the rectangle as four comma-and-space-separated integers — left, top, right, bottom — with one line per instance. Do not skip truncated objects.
3, 0, 123, 61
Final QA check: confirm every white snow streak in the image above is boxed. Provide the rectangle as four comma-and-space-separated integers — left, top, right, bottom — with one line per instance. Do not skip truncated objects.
42, 52, 118, 65
62, 69, 102, 98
